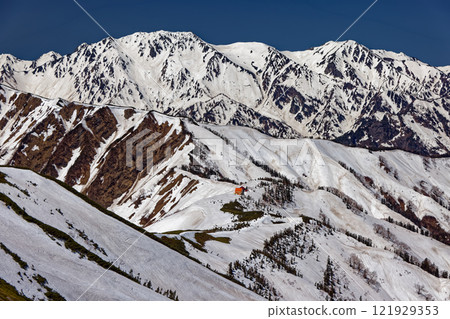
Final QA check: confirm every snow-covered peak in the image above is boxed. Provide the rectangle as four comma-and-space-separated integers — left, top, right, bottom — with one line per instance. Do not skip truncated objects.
0, 53, 19, 64
438, 65, 450, 74
372, 49, 417, 63
35, 51, 62, 65
214, 41, 273, 70
123, 30, 198, 40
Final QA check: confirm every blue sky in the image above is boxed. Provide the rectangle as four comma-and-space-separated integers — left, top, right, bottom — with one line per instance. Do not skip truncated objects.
1, 0, 449, 66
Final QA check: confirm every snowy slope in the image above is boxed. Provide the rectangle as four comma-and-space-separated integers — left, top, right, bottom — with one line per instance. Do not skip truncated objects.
146, 119, 450, 301
0, 167, 262, 301
438, 66, 450, 74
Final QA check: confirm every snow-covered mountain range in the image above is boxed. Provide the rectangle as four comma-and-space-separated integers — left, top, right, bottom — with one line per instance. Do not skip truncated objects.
1, 31, 450, 156
1, 83, 449, 300
1, 31, 449, 301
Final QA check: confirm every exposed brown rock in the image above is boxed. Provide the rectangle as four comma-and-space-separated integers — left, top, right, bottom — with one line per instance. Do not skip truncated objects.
85, 106, 118, 141
180, 179, 199, 197
12, 93, 43, 117
158, 174, 184, 196
10, 113, 67, 172
140, 192, 172, 227
0, 93, 44, 136
8, 93, 16, 102
124, 108, 135, 119
138, 173, 199, 227
84, 114, 190, 208
42, 123, 97, 184
59, 102, 85, 124
421, 216, 450, 245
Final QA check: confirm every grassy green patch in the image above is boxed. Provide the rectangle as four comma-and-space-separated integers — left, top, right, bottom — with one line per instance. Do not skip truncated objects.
44, 287, 66, 301
0, 242, 29, 270
159, 236, 189, 257
220, 201, 264, 222
194, 232, 231, 247
211, 236, 231, 244
182, 236, 207, 252
32, 274, 66, 301
0, 172, 9, 184
162, 229, 198, 235
0, 278, 30, 301
32, 274, 47, 287
0, 171, 30, 196
221, 201, 244, 213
